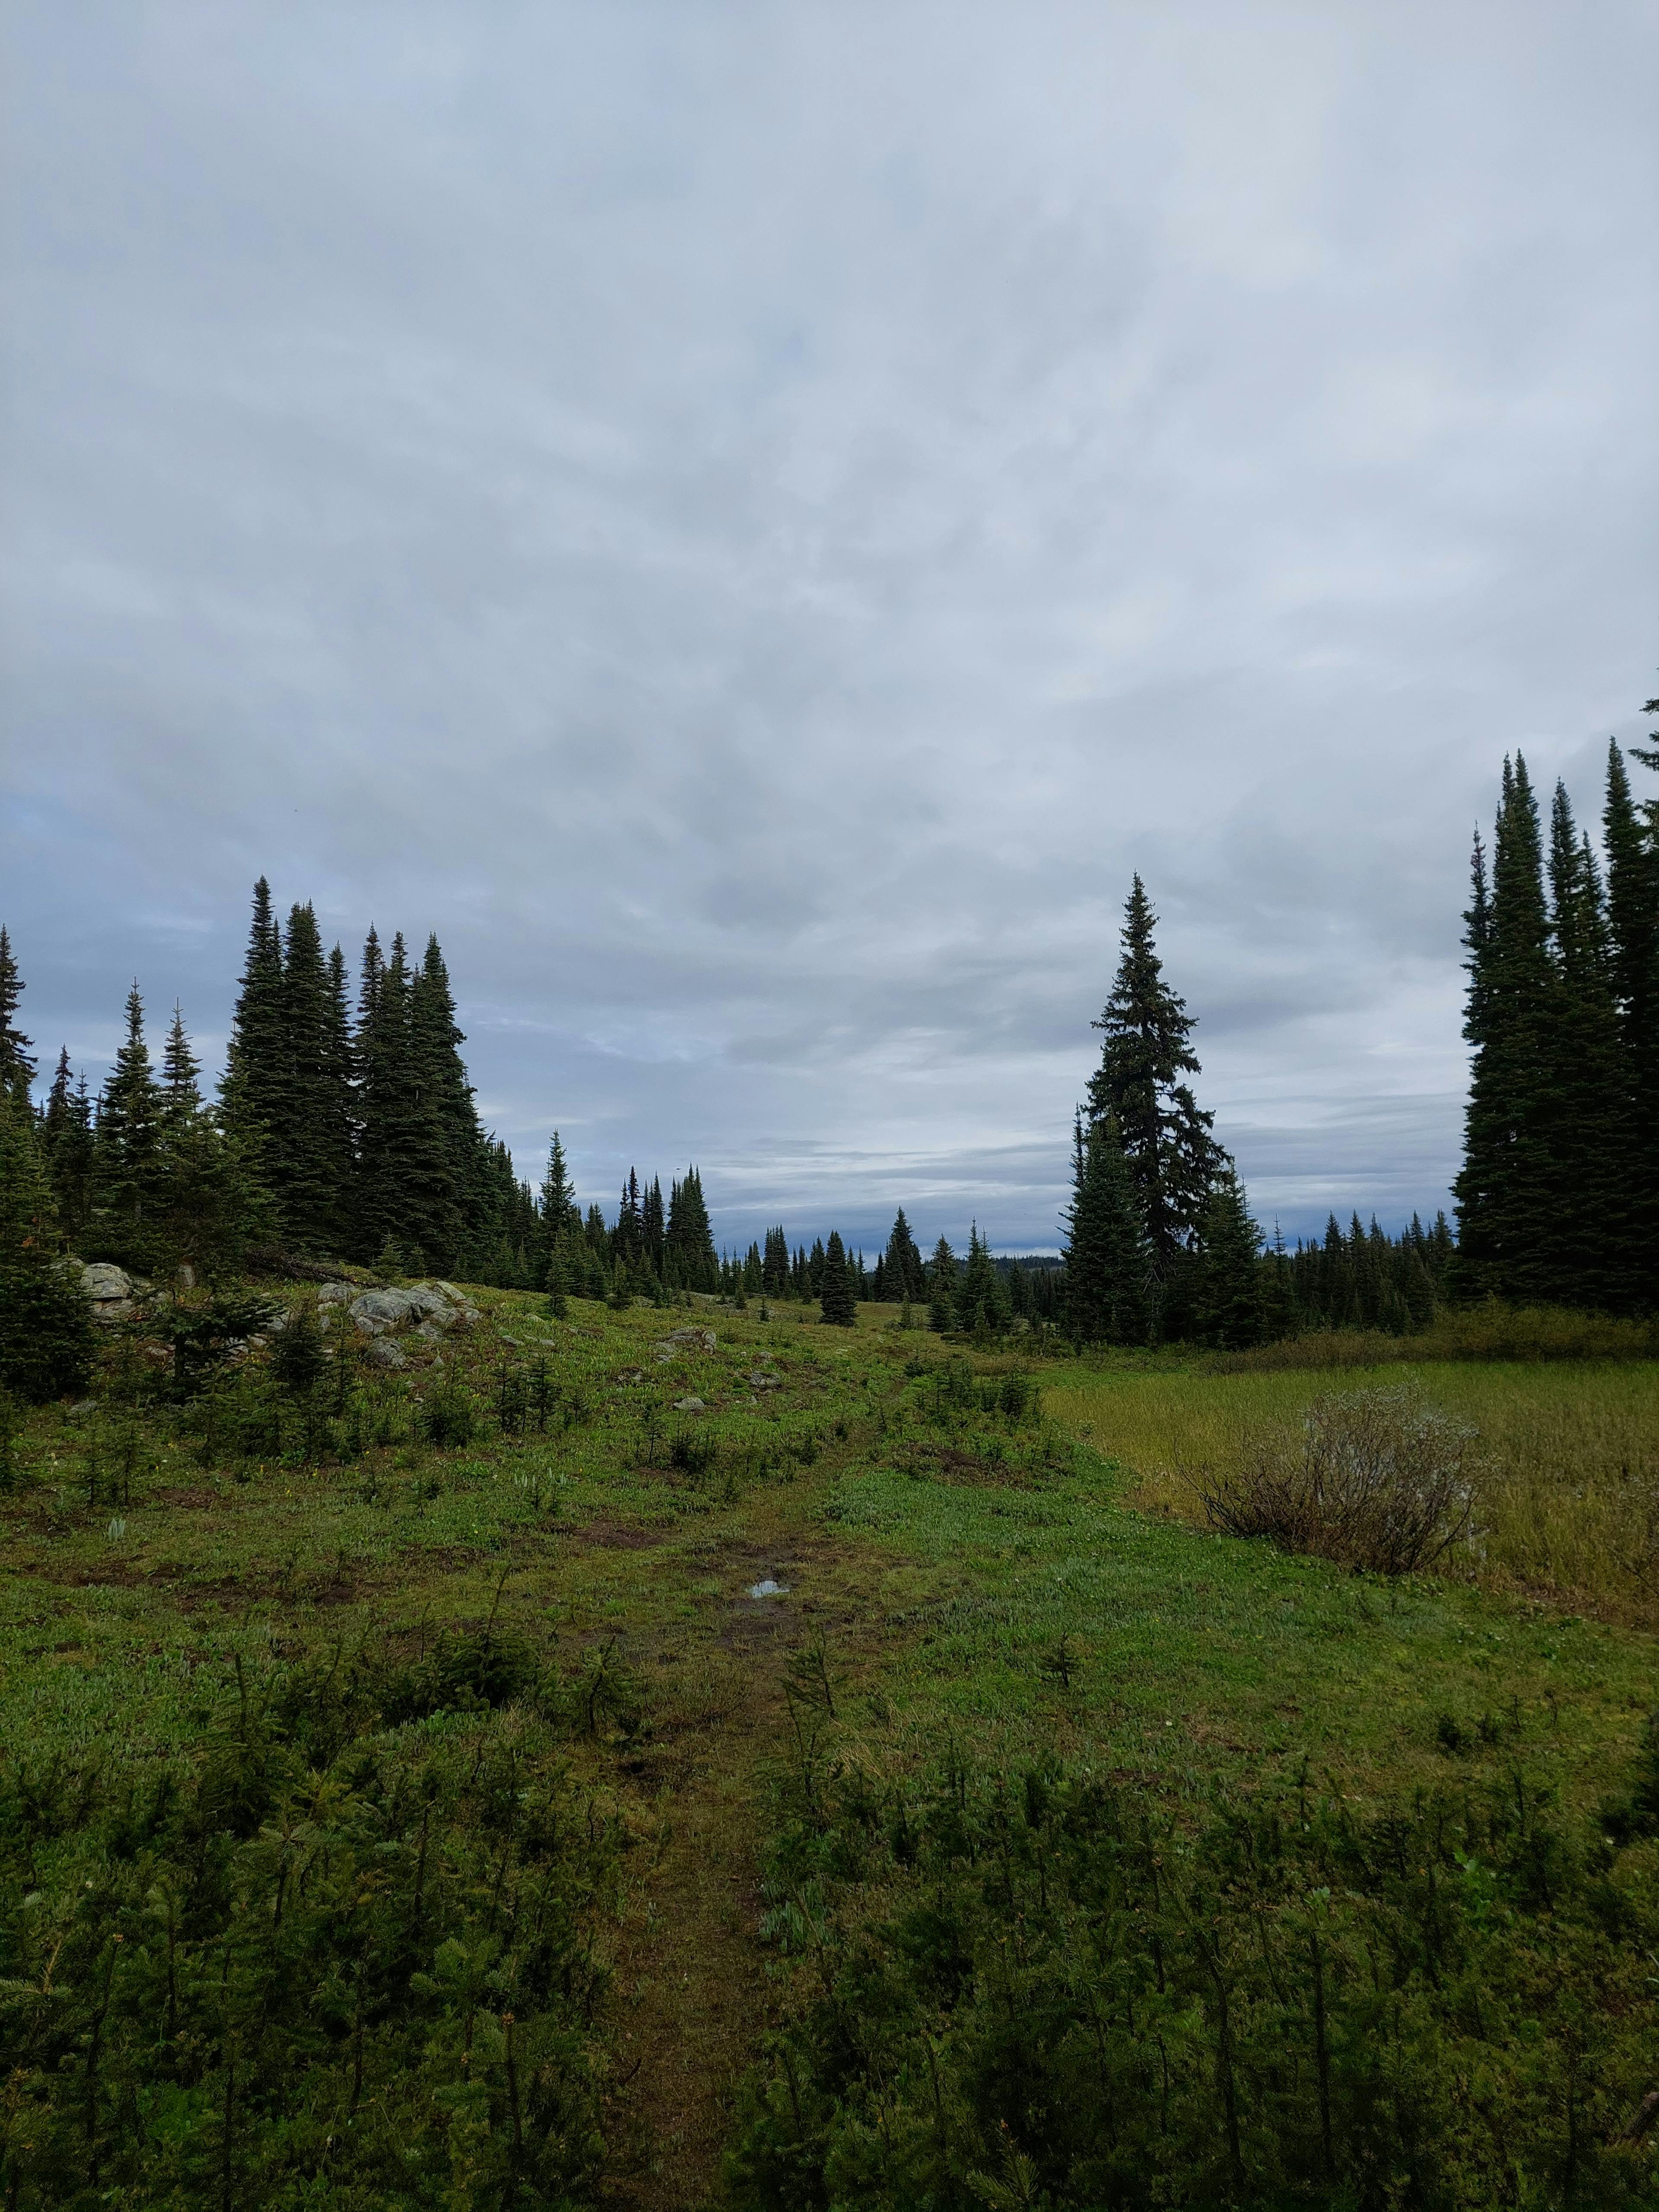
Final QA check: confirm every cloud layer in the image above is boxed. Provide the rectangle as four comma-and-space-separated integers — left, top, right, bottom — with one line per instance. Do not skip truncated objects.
4, 0, 1656, 1254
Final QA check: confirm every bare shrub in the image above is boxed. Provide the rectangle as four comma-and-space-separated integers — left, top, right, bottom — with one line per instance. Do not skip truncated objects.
1198, 1386, 1477, 1574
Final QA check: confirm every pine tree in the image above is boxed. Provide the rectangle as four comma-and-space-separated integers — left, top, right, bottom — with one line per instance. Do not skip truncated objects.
666, 1170, 717, 1292
354, 930, 423, 1264
219, 880, 286, 1205
412, 935, 483, 1266
883, 1209, 926, 1303
40, 1050, 95, 1247
819, 1230, 857, 1326
536, 1132, 577, 1288
1452, 756, 1561, 1303
1087, 877, 1228, 1311
1062, 1111, 1148, 1346
953, 1224, 1009, 1334
402, 935, 473, 1269
762, 1225, 790, 1297
0, 1082, 95, 1401
91, 985, 164, 1268
1543, 784, 1632, 1308
1604, 727, 1659, 1275
0, 926, 35, 1102
926, 1237, 957, 1332
154, 1004, 256, 1281
1192, 1169, 1265, 1348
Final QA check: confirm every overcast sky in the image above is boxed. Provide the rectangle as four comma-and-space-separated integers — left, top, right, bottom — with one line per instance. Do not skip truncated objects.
3, 2, 1655, 1256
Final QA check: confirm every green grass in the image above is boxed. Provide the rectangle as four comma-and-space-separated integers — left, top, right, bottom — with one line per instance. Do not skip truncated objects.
2, 1295, 1656, 2207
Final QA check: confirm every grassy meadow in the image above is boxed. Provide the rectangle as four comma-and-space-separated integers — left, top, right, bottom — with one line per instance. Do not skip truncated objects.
1045, 1353, 1659, 1629
2, 1288, 1656, 2208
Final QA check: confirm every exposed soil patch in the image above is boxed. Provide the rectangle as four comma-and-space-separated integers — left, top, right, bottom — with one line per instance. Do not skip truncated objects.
574, 1519, 662, 1551
903, 1442, 1033, 1488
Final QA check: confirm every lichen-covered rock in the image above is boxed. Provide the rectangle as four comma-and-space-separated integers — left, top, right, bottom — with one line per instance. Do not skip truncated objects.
657, 1327, 717, 1356
365, 1338, 408, 1370
349, 1286, 461, 1336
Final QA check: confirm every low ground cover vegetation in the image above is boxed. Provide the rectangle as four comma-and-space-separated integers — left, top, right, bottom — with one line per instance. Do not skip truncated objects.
0, 1283, 1653, 2207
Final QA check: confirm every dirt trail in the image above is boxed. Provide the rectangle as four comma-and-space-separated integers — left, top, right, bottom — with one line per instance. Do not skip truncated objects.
594, 1481, 909, 2210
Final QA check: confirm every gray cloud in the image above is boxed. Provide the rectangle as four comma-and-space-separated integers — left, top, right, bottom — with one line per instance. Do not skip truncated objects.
3, 0, 1656, 1256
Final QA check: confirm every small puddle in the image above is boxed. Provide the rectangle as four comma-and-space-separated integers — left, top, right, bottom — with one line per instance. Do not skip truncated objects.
746, 1578, 790, 1599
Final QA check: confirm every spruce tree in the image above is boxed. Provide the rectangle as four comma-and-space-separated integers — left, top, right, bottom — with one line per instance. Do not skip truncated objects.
1604, 727, 1659, 1275
537, 1132, 577, 1288
1192, 1169, 1265, 1349
40, 1050, 95, 1248
0, 1082, 95, 1401
883, 1208, 926, 1303
91, 985, 164, 1269
818, 1230, 857, 1326
762, 1224, 790, 1297
219, 880, 286, 1204
154, 1004, 256, 1281
0, 926, 35, 1101
354, 928, 416, 1264
1087, 877, 1228, 1316
926, 1237, 956, 1332
1062, 1111, 1148, 1345
666, 1170, 717, 1291
1544, 785, 1632, 1307
1452, 756, 1560, 1303
953, 1224, 1008, 1334
411, 935, 480, 1265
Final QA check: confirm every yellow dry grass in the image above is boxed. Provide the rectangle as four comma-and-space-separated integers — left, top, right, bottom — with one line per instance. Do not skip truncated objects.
1044, 1358, 1659, 1627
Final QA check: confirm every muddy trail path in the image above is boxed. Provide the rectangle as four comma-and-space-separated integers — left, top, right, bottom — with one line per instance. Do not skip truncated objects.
565, 1456, 945, 2210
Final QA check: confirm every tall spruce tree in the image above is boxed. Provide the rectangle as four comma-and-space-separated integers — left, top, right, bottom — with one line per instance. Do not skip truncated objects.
91, 985, 164, 1268
0, 926, 35, 1102
883, 1209, 927, 1303
354, 928, 417, 1265
666, 1169, 717, 1291
536, 1132, 577, 1288
40, 1051, 94, 1248
0, 1081, 95, 1401
1087, 877, 1227, 1322
1544, 785, 1632, 1308
1604, 724, 1659, 1275
926, 1236, 957, 1332
953, 1224, 1009, 1334
219, 880, 287, 1205
761, 1224, 790, 1297
1192, 1169, 1265, 1349
818, 1230, 857, 1326
1062, 1111, 1148, 1346
1453, 756, 1562, 1304
153, 1004, 255, 1280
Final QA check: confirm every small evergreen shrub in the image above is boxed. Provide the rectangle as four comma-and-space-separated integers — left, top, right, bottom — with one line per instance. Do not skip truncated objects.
418, 1374, 477, 1448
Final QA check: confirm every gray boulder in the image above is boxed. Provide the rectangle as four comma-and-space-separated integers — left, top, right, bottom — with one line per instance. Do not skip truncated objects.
78, 1262, 140, 1324
365, 1338, 408, 1370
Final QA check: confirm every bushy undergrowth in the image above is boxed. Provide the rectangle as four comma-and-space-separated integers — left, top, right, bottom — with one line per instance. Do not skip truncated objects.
1198, 1387, 1476, 1575
0, 1643, 622, 2209
727, 1738, 1659, 2211
1211, 1303, 1659, 1373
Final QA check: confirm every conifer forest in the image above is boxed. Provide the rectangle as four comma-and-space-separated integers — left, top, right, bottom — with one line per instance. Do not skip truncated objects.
0, 705, 1655, 2212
